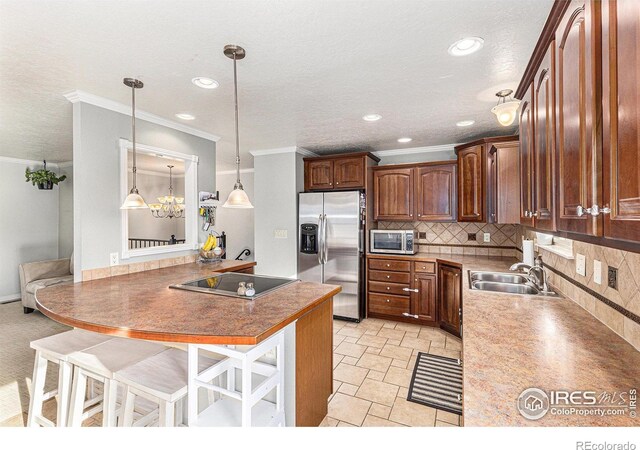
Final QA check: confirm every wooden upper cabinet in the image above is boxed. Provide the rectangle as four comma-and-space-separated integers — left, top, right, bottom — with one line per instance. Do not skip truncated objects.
416, 163, 457, 222
489, 141, 521, 224
438, 264, 461, 337
333, 157, 365, 189
533, 44, 557, 231
519, 84, 535, 227
411, 274, 437, 324
456, 145, 485, 222
306, 159, 334, 191
373, 167, 415, 221
602, 0, 640, 242
555, 0, 601, 236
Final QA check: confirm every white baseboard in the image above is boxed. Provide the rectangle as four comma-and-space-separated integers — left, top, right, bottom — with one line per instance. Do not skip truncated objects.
0, 293, 21, 304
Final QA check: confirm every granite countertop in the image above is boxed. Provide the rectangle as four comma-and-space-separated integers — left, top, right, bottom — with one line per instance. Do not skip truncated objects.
36, 260, 341, 345
370, 252, 640, 426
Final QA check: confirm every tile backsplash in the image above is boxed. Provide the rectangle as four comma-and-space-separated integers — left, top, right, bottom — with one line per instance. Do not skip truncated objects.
516, 226, 640, 351
377, 221, 518, 256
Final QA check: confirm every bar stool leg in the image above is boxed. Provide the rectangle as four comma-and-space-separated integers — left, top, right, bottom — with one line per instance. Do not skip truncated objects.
159, 401, 175, 427
120, 385, 136, 427
102, 379, 118, 427
241, 358, 251, 427
187, 345, 198, 426
276, 336, 285, 426
68, 366, 87, 427
27, 350, 47, 427
56, 361, 73, 427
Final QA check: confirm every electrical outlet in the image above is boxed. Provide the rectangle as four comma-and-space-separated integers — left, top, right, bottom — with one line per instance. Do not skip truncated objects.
576, 253, 586, 276
593, 260, 602, 285
467, 233, 477, 241
274, 229, 288, 239
109, 252, 119, 267
608, 266, 618, 290
483, 232, 491, 243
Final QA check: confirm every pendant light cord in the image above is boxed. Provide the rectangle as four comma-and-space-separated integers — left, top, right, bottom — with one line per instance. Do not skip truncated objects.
233, 52, 242, 188
131, 84, 138, 193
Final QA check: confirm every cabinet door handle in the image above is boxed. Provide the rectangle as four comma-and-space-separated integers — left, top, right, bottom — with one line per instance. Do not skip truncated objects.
386, 287, 390, 290
336, 182, 339, 185
402, 312, 419, 319
386, 275, 390, 279
386, 299, 390, 303
403, 288, 419, 293
531, 211, 539, 218
386, 264, 390, 267
576, 205, 590, 217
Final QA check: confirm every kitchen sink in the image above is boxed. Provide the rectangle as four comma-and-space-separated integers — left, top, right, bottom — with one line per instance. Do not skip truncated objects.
468, 271, 559, 297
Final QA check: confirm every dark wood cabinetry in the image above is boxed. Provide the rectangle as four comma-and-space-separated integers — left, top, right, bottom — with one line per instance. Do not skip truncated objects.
373, 167, 415, 221
602, 0, 640, 242
456, 145, 485, 222
366, 256, 458, 331
304, 152, 379, 192
555, 0, 601, 236
416, 164, 457, 222
438, 264, 462, 337
519, 84, 535, 227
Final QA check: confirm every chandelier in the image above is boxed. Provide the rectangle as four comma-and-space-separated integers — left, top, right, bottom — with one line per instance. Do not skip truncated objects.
149, 165, 185, 219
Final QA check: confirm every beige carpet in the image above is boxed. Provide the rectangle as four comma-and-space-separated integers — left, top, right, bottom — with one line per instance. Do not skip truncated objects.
0, 301, 69, 426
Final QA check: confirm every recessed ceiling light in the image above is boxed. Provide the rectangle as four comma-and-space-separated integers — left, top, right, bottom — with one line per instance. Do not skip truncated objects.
456, 120, 475, 127
397, 137, 412, 143
363, 114, 382, 122
191, 77, 219, 89
175, 113, 195, 120
448, 37, 484, 56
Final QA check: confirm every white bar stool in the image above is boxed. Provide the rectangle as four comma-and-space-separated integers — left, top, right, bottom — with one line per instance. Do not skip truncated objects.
67, 337, 166, 427
114, 348, 219, 427
28, 329, 113, 427
187, 330, 285, 427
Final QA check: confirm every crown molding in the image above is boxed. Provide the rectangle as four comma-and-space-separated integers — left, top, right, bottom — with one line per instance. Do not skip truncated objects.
64, 90, 221, 142
216, 168, 255, 176
128, 168, 185, 178
249, 146, 316, 157
0, 156, 61, 167
372, 144, 459, 158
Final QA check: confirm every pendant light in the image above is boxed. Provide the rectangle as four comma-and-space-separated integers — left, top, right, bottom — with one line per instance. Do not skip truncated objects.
120, 78, 148, 209
491, 89, 521, 127
222, 44, 253, 209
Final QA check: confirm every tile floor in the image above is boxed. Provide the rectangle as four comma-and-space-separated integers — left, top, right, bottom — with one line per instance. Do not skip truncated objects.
321, 318, 462, 427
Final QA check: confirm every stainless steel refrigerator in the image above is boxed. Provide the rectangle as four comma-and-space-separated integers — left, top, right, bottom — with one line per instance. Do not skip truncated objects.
298, 191, 365, 321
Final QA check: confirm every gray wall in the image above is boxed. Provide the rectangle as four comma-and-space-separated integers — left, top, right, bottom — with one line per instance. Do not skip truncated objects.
0, 160, 60, 300
58, 164, 73, 258
377, 149, 456, 165
215, 171, 254, 262
253, 151, 304, 278
72, 102, 216, 272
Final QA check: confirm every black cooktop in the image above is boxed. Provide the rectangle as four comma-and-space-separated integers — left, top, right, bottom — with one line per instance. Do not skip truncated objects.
169, 272, 297, 300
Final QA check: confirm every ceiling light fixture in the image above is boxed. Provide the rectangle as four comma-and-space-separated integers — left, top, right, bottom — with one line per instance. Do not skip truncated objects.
363, 114, 382, 122
397, 137, 412, 143
175, 113, 195, 120
456, 120, 475, 127
491, 89, 521, 126
222, 44, 253, 209
149, 165, 185, 219
120, 78, 148, 210
192, 77, 219, 89
448, 37, 484, 56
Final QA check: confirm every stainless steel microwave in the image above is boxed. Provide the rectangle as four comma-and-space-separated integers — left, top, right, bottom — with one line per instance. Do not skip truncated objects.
370, 230, 418, 255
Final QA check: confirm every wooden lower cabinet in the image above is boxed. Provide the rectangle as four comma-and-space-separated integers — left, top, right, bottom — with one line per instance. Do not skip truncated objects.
367, 256, 459, 332
438, 264, 462, 337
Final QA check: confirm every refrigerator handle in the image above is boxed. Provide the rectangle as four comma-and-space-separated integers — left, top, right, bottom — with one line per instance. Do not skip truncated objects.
317, 214, 323, 265
323, 214, 329, 264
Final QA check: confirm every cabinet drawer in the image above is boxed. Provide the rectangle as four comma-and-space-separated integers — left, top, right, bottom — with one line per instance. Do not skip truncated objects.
369, 293, 410, 316
368, 259, 410, 272
368, 270, 411, 284
413, 261, 435, 274
369, 281, 410, 296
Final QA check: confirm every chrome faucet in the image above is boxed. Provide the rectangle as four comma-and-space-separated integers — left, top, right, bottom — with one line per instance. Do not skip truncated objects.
510, 255, 551, 293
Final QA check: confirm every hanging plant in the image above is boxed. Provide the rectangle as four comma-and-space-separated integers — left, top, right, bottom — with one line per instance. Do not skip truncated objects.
25, 161, 66, 190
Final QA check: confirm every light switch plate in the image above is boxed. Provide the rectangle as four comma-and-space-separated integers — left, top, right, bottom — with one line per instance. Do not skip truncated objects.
576, 253, 586, 276
483, 233, 491, 243
274, 229, 288, 239
593, 260, 602, 285
109, 252, 119, 267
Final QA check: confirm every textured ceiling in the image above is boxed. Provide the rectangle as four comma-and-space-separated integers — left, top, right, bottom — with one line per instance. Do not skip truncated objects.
0, 0, 552, 170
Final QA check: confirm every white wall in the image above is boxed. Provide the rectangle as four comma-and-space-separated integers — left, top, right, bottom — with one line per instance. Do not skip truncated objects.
215, 170, 254, 261
58, 163, 73, 258
252, 149, 305, 278
72, 102, 217, 273
128, 171, 185, 241
0, 159, 61, 301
